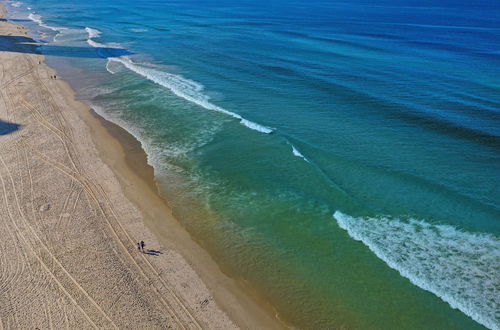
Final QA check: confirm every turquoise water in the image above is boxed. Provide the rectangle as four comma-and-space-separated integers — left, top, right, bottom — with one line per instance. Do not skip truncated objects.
5, 0, 499, 328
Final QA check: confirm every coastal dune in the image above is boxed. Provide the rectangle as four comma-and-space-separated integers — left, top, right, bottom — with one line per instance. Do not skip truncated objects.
0, 5, 280, 329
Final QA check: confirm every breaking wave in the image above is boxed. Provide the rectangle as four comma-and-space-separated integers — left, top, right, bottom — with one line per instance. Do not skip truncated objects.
85, 27, 274, 135
28, 13, 67, 41
84, 26, 101, 39
28, 13, 64, 32
105, 60, 119, 74
333, 211, 500, 330
289, 143, 309, 162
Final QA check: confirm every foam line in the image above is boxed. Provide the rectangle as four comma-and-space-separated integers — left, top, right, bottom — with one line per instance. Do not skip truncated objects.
105, 60, 117, 74
333, 211, 500, 330
289, 143, 309, 162
85, 27, 274, 134
84, 27, 101, 39
28, 13, 62, 32
28, 13, 67, 41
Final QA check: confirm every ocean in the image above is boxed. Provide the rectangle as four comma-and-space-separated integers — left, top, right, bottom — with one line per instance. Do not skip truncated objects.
4, 0, 499, 328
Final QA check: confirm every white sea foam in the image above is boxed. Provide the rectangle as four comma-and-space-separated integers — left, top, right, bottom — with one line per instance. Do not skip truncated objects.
11, 1, 22, 8
85, 27, 274, 134
28, 13, 58, 32
290, 144, 309, 162
240, 119, 274, 134
28, 13, 48, 28
85, 27, 101, 39
105, 60, 118, 74
284, 140, 309, 162
90, 102, 221, 173
333, 211, 500, 330
28, 13, 67, 41
86, 38, 104, 48
130, 28, 148, 33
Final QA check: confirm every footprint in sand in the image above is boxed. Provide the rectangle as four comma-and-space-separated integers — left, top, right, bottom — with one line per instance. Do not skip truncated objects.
39, 203, 51, 212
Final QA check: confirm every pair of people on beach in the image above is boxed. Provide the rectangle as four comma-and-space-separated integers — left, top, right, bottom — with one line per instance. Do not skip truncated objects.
137, 240, 145, 252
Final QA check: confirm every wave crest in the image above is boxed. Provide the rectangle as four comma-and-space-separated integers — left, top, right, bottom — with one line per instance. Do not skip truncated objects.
28, 13, 64, 32
85, 27, 274, 135
333, 211, 500, 330
28, 13, 67, 41
290, 143, 309, 162
85, 27, 101, 39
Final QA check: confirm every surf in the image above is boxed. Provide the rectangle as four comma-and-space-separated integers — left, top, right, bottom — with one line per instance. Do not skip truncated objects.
333, 211, 500, 330
85, 27, 274, 135
288, 142, 309, 162
28, 13, 67, 41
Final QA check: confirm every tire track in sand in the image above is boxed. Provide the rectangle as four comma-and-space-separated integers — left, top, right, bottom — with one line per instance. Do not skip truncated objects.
0, 155, 118, 329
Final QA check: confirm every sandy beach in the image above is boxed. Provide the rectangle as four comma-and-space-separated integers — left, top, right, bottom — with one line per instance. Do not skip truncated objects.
0, 4, 284, 329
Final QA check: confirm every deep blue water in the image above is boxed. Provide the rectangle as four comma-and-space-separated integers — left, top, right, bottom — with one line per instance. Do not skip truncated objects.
5, 0, 500, 328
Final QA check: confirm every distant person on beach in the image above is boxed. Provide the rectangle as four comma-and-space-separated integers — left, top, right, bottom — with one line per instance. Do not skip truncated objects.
140, 240, 145, 252
137, 242, 141, 251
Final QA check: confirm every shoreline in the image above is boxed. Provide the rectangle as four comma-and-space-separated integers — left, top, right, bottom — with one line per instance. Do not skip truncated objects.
0, 4, 285, 329
86, 98, 287, 330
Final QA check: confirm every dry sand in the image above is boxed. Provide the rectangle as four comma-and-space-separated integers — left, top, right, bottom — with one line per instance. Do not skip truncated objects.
0, 5, 284, 329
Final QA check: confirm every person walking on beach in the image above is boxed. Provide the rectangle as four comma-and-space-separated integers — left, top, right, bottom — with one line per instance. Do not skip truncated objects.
137, 242, 141, 251
140, 240, 145, 253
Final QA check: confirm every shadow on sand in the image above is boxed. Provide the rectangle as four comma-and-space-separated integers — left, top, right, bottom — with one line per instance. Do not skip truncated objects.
0, 120, 20, 135
0, 18, 33, 23
0, 34, 133, 58
145, 249, 163, 256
